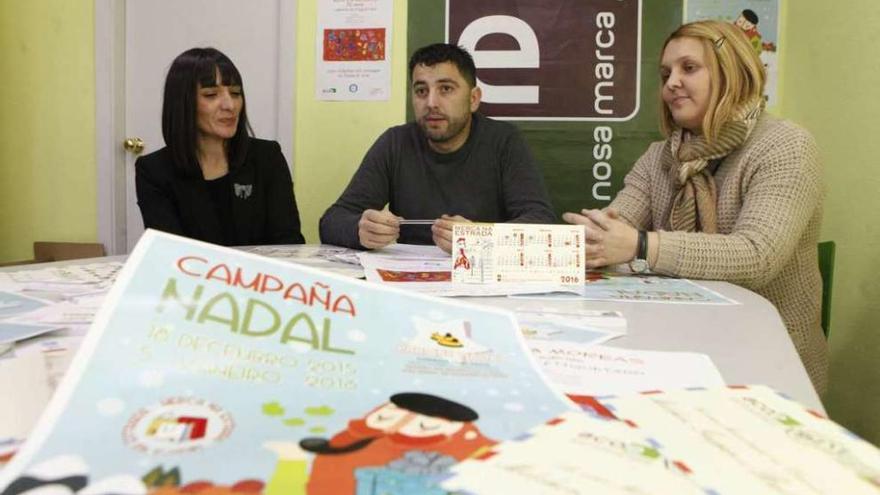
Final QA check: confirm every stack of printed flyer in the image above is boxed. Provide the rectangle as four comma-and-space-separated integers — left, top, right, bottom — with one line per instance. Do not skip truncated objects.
443, 386, 880, 494
2, 231, 878, 495
0, 261, 123, 461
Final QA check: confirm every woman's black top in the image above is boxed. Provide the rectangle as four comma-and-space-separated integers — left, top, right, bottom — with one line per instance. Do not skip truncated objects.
135, 138, 305, 246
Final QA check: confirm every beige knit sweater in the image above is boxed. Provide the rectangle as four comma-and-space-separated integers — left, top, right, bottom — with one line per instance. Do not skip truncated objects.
611, 114, 828, 394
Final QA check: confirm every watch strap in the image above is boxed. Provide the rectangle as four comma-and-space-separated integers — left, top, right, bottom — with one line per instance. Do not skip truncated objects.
636, 230, 648, 261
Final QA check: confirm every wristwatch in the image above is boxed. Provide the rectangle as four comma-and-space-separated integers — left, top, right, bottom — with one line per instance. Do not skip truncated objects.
629, 230, 649, 273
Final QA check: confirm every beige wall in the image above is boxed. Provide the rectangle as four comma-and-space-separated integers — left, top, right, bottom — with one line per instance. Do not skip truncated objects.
0, 1, 877, 445
781, 2, 880, 445
0, 2, 96, 262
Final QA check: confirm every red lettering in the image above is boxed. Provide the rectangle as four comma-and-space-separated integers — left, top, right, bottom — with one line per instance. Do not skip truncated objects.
260, 274, 284, 294
283, 283, 308, 304
332, 295, 356, 317
309, 282, 332, 310
177, 256, 208, 276
206, 264, 233, 285
232, 269, 262, 291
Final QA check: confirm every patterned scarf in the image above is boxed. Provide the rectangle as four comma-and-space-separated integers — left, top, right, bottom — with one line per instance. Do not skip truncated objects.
664, 97, 765, 233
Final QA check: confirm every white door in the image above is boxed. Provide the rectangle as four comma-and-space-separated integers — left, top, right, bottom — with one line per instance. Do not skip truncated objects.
96, 0, 296, 253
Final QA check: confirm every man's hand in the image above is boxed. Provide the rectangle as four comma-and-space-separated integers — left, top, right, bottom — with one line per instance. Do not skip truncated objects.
358, 209, 401, 249
432, 214, 470, 253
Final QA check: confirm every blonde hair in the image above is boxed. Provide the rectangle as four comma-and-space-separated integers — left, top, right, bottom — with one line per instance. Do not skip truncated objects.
658, 20, 765, 141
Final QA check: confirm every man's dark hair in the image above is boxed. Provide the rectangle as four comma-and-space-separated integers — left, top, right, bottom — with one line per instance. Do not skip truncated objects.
742, 9, 759, 25
161, 47, 253, 178
408, 43, 477, 87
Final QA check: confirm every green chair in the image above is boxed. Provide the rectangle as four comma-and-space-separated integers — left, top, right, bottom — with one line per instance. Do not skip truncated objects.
818, 241, 836, 338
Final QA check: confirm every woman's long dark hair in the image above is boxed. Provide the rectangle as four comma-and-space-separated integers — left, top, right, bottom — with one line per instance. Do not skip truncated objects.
161, 47, 253, 178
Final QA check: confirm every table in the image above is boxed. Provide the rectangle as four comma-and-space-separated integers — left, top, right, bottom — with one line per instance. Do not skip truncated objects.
0, 251, 823, 412
481, 283, 823, 411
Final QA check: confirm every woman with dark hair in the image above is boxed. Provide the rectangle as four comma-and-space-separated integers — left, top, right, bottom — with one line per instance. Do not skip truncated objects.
135, 47, 305, 246
564, 21, 827, 394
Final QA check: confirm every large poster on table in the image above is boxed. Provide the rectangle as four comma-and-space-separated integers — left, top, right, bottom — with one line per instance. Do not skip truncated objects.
408, 0, 683, 214
0, 231, 573, 495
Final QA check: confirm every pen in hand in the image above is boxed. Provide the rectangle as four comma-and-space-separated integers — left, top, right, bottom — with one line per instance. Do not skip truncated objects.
399, 219, 435, 225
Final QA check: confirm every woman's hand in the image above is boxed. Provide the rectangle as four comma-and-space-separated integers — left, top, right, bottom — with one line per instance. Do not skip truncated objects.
563, 208, 639, 268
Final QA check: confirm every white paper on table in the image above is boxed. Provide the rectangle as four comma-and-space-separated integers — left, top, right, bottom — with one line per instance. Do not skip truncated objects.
6, 268, 90, 285
244, 245, 365, 278
515, 307, 627, 342
0, 273, 17, 286
1, 277, 108, 340
0, 322, 65, 345
359, 256, 579, 297
0, 291, 52, 318
30, 324, 90, 339
528, 342, 725, 397
358, 244, 580, 297
0, 351, 53, 457
598, 386, 880, 494
510, 274, 740, 305
245, 244, 327, 259
368, 243, 450, 260
284, 258, 364, 279
245, 244, 364, 266
5, 263, 122, 286
443, 411, 707, 495
16, 286, 107, 302
359, 253, 450, 276
14, 335, 83, 391
517, 315, 623, 346
362, 265, 577, 298
7, 298, 103, 325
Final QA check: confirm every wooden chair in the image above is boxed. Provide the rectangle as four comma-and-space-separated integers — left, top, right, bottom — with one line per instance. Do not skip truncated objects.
33, 242, 106, 263
818, 241, 836, 339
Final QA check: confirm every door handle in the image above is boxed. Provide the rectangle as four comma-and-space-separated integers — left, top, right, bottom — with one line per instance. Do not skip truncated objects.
123, 137, 145, 155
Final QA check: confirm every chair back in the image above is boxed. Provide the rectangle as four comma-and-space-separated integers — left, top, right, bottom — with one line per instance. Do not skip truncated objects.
33, 242, 105, 263
817, 240, 836, 338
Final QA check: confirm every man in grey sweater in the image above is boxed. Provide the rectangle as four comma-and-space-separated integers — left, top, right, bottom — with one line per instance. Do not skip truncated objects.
319, 43, 556, 252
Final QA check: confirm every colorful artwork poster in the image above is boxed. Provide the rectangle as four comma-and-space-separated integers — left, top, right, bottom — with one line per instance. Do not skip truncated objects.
684, 0, 780, 106
316, 0, 392, 101
323, 28, 386, 61
0, 231, 573, 495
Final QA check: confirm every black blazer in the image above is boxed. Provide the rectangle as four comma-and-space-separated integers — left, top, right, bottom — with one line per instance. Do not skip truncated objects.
135, 138, 305, 246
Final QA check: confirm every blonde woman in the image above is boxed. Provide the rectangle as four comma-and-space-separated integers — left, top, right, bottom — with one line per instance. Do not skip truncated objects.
564, 21, 827, 393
